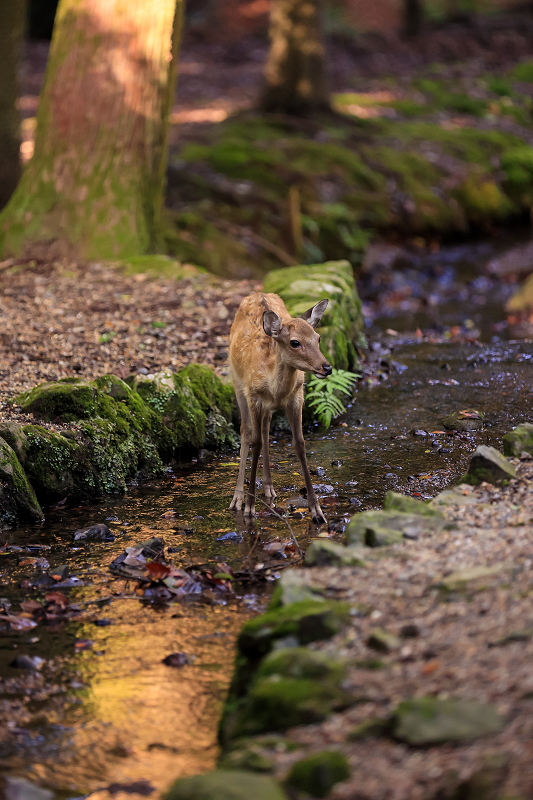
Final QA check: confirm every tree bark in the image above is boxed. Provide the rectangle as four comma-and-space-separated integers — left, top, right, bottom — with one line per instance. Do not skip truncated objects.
0, 0, 26, 210
0, 0, 183, 261
260, 0, 329, 117
403, 0, 423, 37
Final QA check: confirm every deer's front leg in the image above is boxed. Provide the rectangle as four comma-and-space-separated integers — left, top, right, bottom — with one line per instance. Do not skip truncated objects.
285, 396, 326, 525
261, 410, 276, 504
244, 404, 262, 519
230, 388, 251, 511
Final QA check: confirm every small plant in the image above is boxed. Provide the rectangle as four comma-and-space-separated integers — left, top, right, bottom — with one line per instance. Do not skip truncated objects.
306, 368, 358, 429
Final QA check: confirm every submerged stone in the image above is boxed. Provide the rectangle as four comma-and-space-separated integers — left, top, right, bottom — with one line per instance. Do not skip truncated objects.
392, 697, 504, 745
163, 770, 288, 800
286, 751, 350, 798
262, 260, 365, 371
73, 523, 114, 542
304, 539, 367, 567
464, 445, 517, 486
444, 409, 484, 431
0, 436, 43, 528
503, 422, 533, 457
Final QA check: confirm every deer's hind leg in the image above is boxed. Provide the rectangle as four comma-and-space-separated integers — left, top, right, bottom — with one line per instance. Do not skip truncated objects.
261, 409, 276, 504
230, 386, 251, 512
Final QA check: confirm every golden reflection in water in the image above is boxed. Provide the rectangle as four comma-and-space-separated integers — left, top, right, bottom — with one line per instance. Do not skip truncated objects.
30, 600, 251, 796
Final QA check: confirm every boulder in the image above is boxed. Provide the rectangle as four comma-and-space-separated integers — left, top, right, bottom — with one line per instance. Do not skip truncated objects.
443, 409, 484, 431
0, 437, 43, 528
346, 509, 444, 547
304, 540, 367, 567
392, 697, 504, 745
429, 484, 482, 508
503, 422, 533, 457
464, 445, 517, 486
383, 491, 444, 518
286, 751, 350, 798
434, 564, 512, 594
262, 260, 365, 370
268, 569, 328, 607
163, 770, 288, 800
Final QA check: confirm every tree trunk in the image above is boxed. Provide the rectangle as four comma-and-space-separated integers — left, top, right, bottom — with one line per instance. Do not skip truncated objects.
403, 0, 423, 37
260, 0, 329, 117
0, 0, 183, 261
0, 0, 26, 210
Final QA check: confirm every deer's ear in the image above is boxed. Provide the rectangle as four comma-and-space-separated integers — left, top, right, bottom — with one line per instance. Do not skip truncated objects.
300, 299, 328, 329
263, 310, 284, 338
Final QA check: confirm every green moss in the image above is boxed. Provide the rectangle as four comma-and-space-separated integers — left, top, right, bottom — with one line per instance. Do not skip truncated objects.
163, 770, 288, 800
134, 371, 206, 452
286, 751, 350, 798
16, 380, 98, 422
179, 364, 234, 422
511, 60, 533, 82
503, 423, 533, 457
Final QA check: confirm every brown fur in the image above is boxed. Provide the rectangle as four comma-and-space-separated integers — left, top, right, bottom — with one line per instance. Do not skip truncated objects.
228, 292, 331, 523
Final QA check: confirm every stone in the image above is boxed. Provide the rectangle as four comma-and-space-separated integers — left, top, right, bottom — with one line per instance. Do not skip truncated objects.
286, 751, 350, 798
367, 628, 400, 653
0, 422, 28, 463
304, 540, 367, 567
392, 697, 505, 745
163, 770, 288, 800
73, 523, 114, 542
503, 422, 533, 457
443, 409, 484, 431
3, 777, 54, 800
464, 445, 517, 486
257, 647, 346, 682
218, 746, 274, 773
347, 717, 391, 741
262, 260, 365, 371
452, 753, 509, 799
0, 437, 43, 528
435, 564, 512, 594
429, 484, 482, 508
383, 491, 444, 518
345, 510, 444, 547
268, 569, 328, 607
506, 270, 533, 314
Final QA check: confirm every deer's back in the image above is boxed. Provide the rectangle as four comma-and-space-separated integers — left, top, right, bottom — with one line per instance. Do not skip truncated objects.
229, 293, 288, 389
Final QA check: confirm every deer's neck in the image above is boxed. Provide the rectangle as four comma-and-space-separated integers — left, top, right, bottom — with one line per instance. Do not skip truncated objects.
272, 357, 301, 403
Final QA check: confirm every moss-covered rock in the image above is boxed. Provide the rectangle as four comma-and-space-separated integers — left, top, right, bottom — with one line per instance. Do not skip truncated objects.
346, 509, 445, 546
367, 628, 400, 653
444, 409, 485, 432
0, 437, 43, 527
463, 445, 517, 486
0, 422, 28, 464
383, 491, 444, 517
163, 770, 288, 800
179, 364, 234, 422
503, 422, 533, 457
268, 569, 329, 608
16, 378, 99, 422
392, 697, 504, 745
262, 261, 365, 370
286, 751, 350, 798
304, 539, 368, 567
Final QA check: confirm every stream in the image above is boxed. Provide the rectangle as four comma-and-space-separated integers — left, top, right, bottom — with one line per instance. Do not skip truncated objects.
1, 238, 532, 797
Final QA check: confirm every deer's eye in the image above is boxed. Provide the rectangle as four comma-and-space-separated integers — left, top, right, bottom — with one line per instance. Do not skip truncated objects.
318, 336, 321, 343
290, 339, 300, 348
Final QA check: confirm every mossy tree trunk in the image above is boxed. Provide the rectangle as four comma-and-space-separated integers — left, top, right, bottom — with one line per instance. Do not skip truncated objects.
0, 0, 26, 211
0, 0, 183, 261
260, 0, 329, 117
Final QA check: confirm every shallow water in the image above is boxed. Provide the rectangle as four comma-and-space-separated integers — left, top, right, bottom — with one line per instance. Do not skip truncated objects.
1, 254, 532, 796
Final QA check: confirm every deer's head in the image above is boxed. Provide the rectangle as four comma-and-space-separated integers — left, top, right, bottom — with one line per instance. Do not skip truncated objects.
263, 299, 332, 378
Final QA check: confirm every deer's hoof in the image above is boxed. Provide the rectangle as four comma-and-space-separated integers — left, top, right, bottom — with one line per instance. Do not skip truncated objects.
230, 491, 245, 511
263, 485, 277, 503
310, 505, 326, 525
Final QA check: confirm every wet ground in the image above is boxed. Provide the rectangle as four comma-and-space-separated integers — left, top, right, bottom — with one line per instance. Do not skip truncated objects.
1, 237, 532, 797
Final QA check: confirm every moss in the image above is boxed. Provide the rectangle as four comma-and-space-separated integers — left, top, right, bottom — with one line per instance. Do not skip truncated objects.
16, 379, 98, 422
134, 371, 206, 452
163, 770, 288, 800
179, 364, 234, 422
503, 423, 533, 457
286, 751, 350, 798
383, 491, 444, 517
0, 436, 43, 526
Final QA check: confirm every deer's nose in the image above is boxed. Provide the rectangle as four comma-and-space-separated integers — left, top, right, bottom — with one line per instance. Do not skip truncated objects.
323, 363, 332, 376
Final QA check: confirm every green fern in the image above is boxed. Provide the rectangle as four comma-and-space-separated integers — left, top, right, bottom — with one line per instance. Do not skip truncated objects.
306, 368, 358, 429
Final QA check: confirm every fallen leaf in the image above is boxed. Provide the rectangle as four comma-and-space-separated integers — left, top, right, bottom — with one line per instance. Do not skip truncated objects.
145, 562, 171, 580
45, 591, 68, 607
20, 600, 43, 613
74, 639, 94, 651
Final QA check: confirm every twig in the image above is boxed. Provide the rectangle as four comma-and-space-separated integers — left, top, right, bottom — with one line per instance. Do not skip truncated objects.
212, 219, 298, 266
255, 495, 303, 558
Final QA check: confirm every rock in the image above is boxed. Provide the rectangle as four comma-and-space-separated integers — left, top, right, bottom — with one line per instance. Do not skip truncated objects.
346, 510, 444, 547
286, 751, 350, 798
444, 409, 484, 431
73, 523, 114, 542
3, 777, 54, 800
219, 746, 274, 773
258, 647, 346, 682
0, 422, 28, 463
16, 378, 100, 421
383, 491, 444, 518
429, 484, 482, 508
304, 540, 367, 567
453, 753, 509, 799
268, 569, 328, 607
464, 445, 517, 486
434, 564, 512, 594
0, 437, 43, 528
216, 531, 243, 543
10, 655, 45, 671
488, 628, 532, 647
347, 717, 391, 741
198, 449, 215, 464
163, 770, 288, 800
262, 260, 365, 370
503, 422, 533, 457
367, 628, 400, 653
400, 623, 420, 638
392, 697, 505, 745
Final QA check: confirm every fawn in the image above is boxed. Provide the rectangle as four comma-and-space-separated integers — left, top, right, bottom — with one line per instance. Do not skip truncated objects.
228, 292, 332, 524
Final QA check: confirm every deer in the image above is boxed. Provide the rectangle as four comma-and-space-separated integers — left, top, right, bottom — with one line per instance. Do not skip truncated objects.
228, 292, 332, 524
